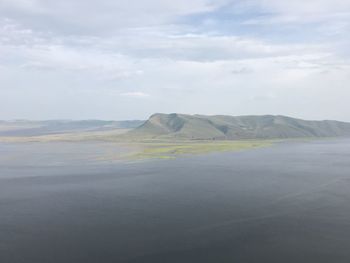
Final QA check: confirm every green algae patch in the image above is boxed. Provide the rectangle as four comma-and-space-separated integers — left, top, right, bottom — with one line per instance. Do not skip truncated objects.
127, 140, 275, 160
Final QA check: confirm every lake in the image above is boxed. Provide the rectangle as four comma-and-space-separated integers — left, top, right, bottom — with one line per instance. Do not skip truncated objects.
1, 139, 350, 262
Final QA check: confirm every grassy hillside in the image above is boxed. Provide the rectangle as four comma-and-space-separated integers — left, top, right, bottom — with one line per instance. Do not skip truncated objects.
129, 113, 350, 140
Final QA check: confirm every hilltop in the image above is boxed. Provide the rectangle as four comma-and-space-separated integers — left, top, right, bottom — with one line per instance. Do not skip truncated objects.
129, 113, 350, 140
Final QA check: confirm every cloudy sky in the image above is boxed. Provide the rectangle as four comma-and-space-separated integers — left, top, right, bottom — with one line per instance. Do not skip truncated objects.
1, 0, 350, 121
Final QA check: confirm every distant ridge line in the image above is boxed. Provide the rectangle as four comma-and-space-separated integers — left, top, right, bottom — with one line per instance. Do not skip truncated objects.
130, 113, 350, 140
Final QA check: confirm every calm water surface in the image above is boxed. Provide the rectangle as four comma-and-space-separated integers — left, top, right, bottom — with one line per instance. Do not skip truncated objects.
1, 139, 350, 262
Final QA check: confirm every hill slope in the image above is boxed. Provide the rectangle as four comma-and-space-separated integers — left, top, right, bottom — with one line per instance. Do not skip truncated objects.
0, 120, 144, 137
130, 113, 350, 140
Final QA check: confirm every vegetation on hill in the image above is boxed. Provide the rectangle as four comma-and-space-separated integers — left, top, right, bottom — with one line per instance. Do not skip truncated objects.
129, 113, 350, 140
2, 113, 350, 160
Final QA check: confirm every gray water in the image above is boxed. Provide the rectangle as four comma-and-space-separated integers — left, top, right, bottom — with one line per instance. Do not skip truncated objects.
1, 139, 350, 262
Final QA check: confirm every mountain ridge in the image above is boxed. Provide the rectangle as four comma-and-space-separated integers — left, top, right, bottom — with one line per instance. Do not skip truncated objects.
130, 113, 350, 140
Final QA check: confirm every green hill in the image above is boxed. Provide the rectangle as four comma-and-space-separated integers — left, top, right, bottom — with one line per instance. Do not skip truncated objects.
129, 113, 350, 140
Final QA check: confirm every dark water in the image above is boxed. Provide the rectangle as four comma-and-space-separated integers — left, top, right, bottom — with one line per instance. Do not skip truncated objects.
1, 139, 350, 263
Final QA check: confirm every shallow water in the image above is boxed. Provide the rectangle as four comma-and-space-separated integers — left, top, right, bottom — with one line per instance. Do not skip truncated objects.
1, 139, 350, 262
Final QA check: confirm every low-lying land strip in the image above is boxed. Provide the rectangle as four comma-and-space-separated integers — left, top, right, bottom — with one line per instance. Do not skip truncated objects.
0, 132, 276, 161
125, 140, 275, 160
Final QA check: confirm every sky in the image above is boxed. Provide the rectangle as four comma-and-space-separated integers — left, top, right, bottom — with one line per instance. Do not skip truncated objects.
0, 0, 350, 121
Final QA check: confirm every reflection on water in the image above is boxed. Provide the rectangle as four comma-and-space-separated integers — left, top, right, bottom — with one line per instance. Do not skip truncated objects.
0, 142, 134, 169
1, 139, 350, 263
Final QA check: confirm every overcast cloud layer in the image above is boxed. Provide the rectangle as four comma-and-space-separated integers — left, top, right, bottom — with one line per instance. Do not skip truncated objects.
0, 0, 349, 121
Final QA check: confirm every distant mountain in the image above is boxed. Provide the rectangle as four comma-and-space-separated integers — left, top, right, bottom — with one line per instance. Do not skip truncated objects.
0, 120, 144, 137
130, 113, 350, 140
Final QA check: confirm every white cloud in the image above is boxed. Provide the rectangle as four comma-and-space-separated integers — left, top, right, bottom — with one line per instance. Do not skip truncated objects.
120, 92, 150, 98
0, 0, 349, 120
259, 0, 350, 15
0, 0, 229, 35
238, 0, 350, 29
